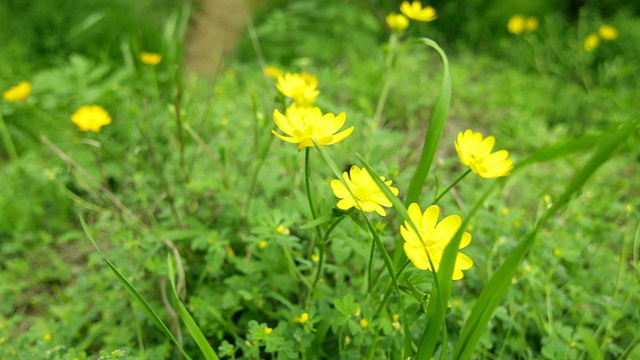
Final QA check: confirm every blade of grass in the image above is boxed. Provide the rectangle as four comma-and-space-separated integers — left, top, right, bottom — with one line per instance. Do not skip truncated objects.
79, 215, 192, 359
453, 119, 638, 360
167, 256, 220, 360
396, 38, 452, 267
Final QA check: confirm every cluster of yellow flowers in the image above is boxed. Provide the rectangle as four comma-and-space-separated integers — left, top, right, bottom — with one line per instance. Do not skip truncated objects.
2, 51, 163, 133
271, 68, 513, 280
584, 25, 618, 52
507, 15, 539, 35
386, 1, 437, 32
270, 69, 354, 151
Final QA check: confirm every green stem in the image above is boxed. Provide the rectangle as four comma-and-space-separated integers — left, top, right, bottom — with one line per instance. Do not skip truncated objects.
307, 211, 351, 307
304, 147, 319, 220
372, 33, 398, 131
432, 169, 471, 204
0, 112, 18, 161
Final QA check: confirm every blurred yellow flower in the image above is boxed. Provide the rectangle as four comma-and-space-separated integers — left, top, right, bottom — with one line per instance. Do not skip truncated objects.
71, 105, 112, 132
400, 1, 437, 22
294, 312, 309, 323
330, 166, 399, 216
276, 225, 290, 235
455, 129, 513, 178
276, 72, 320, 105
258, 240, 268, 249
359, 318, 369, 328
598, 25, 618, 40
311, 254, 320, 262
272, 105, 353, 151
525, 17, 539, 32
264, 327, 273, 334
401, 203, 473, 280
225, 245, 235, 258
386, 13, 409, 31
43, 333, 52, 341
507, 15, 526, 34
264, 65, 282, 78
140, 51, 162, 65
3, 81, 31, 102
584, 33, 600, 52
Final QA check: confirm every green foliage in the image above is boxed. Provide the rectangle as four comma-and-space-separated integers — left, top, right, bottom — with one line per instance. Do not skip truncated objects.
1, 0, 639, 359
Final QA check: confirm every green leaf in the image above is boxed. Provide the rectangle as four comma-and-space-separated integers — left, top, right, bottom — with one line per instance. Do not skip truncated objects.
396, 37, 452, 267
453, 119, 638, 360
167, 256, 220, 360
79, 215, 192, 360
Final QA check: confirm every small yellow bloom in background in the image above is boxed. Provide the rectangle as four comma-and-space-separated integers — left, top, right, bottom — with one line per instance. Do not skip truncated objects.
331, 166, 399, 216
392, 314, 400, 321
359, 318, 369, 328
455, 129, 514, 178
400, 1, 437, 22
513, 220, 522, 228
507, 15, 526, 34
225, 245, 235, 258
354, 307, 361, 317
264, 327, 273, 335
294, 312, 309, 323
272, 106, 353, 151
311, 254, 320, 262
258, 240, 268, 249
543, 194, 552, 203
584, 33, 600, 52
523, 264, 532, 272
598, 24, 618, 40
525, 17, 539, 32
220, 118, 229, 126
140, 51, 162, 65
264, 65, 282, 79
501, 207, 510, 215
3, 81, 31, 102
386, 12, 409, 31
276, 225, 290, 235
71, 105, 112, 132
44, 333, 52, 341
276, 72, 320, 105
401, 203, 473, 280
553, 248, 562, 257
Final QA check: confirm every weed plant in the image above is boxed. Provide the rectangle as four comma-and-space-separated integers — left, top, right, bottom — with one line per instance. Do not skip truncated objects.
0, 1, 639, 359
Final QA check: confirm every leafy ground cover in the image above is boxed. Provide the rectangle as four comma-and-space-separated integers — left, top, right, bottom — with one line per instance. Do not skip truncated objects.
1, 0, 638, 359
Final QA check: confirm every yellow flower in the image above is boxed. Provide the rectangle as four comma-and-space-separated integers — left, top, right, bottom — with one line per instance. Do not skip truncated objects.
359, 318, 369, 328
525, 17, 539, 32
553, 248, 562, 257
258, 240, 268, 249
584, 33, 600, 52
311, 254, 320, 262
276, 72, 320, 105
225, 245, 235, 258
331, 166, 399, 216
140, 51, 162, 65
71, 105, 112, 132
598, 25, 618, 40
400, 203, 473, 280
43, 333, 52, 341
455, 129, 513, 178
507, 15, 526, 34
264, 327, 273, 334
272, 105, 353, 151
400, 1, 437, 22
294, 312, 309, 323
386, 13, 409, 31
264, 65, 282, 79
276, 225, 290, 235
3, 81, 31, 102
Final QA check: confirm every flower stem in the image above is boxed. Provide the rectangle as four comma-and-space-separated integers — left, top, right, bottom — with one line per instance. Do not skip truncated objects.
0, 112, 18, 161
307, 211, 351, 307
304, 148, 319, 220
432, 169, 472, 204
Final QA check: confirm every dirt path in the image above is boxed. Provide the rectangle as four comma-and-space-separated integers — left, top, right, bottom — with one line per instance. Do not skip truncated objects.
184, 0, 262, 77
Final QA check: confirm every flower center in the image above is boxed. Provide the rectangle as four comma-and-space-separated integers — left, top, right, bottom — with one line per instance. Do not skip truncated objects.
354, 186, 372, 201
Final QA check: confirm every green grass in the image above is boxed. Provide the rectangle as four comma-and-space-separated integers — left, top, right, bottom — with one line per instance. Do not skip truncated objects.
1, 1, 639, 359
